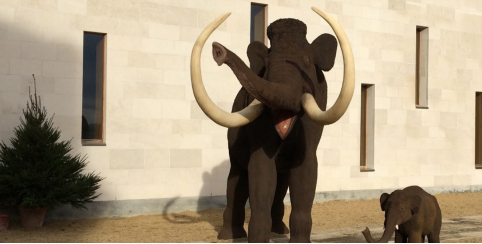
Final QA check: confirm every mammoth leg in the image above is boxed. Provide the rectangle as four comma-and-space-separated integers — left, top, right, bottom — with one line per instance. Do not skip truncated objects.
248, 150, 277, 243
408, 232, 423, 243
271, 172, 289, 234
395, 230, 407, 243
218, 164, 249, 239
428, 233, 440, 243
288, 154, 317, 243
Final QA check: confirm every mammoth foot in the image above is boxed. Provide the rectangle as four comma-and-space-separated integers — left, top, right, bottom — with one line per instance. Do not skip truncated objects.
271, 221, 290, 234
217, 227, 247, 240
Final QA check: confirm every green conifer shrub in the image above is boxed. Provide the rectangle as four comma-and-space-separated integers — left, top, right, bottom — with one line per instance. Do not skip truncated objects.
0, 76, 104, 209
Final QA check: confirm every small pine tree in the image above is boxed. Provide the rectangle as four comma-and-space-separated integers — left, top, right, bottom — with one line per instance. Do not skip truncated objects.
0, 75, 104, 209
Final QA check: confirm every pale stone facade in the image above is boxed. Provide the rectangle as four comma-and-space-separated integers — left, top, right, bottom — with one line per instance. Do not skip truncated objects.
0, 0, 482, 214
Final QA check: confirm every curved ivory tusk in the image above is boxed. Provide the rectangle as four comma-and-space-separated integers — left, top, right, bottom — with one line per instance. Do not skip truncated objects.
302, 7, 355, 125
190, 13, 264, 127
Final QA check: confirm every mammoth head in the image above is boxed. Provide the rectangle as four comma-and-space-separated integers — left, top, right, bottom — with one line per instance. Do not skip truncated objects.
191, 7, 355, 138
249, 19, 337, 77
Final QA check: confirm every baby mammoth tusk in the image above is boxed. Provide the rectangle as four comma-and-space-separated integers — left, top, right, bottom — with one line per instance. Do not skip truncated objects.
396, 225, 399, 230
190, 13, 264, 127
301, 7, 355, 125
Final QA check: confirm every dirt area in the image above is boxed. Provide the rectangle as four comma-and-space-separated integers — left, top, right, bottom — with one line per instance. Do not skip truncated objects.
1, 192, 482, 243
446, 237, 482, 243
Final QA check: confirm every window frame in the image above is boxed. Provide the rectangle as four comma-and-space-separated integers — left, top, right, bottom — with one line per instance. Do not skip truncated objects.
250, 2, 268, 45
81, 31, 107, 146
360, 84, 375, 172
416, 26, 429, 109
476, 92, 482, 168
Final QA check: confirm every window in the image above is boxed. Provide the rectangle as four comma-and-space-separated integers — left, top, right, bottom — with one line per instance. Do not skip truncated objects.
476, 92, 482, 169
250, 3, 267, 44
416, 26, 429, 108
361, 84, 375, 171
82, 32, 106, 145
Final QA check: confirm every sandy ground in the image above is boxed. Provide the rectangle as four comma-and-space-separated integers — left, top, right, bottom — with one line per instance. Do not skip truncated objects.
1, 192, 481, 243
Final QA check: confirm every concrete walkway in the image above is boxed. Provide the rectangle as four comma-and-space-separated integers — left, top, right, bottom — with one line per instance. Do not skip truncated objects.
271, 215, 482, 243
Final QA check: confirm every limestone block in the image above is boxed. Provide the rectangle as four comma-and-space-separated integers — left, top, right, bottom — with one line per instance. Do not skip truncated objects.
43, 29, 82, 46
403, 111, 421, 127
141, 38, 175, 54
86, 0, 140, 21
380, 9, 409, 23
428, 126, 446, 138
109, 35, 141, 52
342, 3, 364, 18
354, 17, 373, 32
95, 184, 116, 201
172, 119, 202, 134
9, 58, 42, 76
163, 5, 197, 27
434, 175, 453, 186
399, 176, 434, 188
145, 149, 170, 168
162, 99, 190, 119
179, 134, 212, 149
387, 109, 407, 125
0, 74, 21, 92
163, 70, 189, 86
0, 5, 14, 25
57, 44, 83, 63
109, 149, 145, 169
116, 184, 147, 200
156, 54, 186, 71
58, 0, 87, 15
322, 149, 340, 165
43, 61, 82, 78
170, 148, 202, 168
130, 133, 180, 149
132, 98, 163, 119
453, 175, 472, 186
421, 110, 440, 126
72, 15, 119, 33
370, 0, 389, 8
164, 181, 205, 198
381, 49, 404, 63
107, 50, 129, 67
128, 52, 157, 69
202, 149, 229, 169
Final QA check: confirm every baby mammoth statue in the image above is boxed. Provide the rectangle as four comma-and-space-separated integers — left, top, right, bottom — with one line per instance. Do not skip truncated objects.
362, 186, 442, 243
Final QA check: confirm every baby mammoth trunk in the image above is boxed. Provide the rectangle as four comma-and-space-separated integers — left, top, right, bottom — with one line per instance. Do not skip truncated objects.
362, 223, 396, 243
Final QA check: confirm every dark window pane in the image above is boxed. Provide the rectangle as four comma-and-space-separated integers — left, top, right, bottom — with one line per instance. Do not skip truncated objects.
250, 4, 265, 43
476, 92, 482, 166
82, 33, 105, 141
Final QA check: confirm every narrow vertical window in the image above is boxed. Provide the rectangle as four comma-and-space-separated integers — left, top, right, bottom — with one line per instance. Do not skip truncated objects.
361, 84, 375, 171
251, 3, 267, 44
476, 92, 482, 169
416, 26, 429, 108
82, 32, 106, 144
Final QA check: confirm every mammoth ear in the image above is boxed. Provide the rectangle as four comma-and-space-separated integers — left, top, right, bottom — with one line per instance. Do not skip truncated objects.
311, 33, 338, 71
247, 41, 268, 77
410, 195, 422, 214
380, 193, 389, 211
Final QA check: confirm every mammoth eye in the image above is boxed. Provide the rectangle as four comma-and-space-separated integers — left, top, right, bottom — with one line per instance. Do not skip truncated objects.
303, 55, 310, 65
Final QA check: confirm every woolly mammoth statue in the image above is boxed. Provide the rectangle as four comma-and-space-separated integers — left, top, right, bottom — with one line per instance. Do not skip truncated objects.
190, 7, 355, 242
362, 186, 442, 243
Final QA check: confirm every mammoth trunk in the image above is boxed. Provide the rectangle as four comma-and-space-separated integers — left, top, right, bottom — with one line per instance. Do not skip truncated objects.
212, 42, 301, 113
362, 222, 396, 243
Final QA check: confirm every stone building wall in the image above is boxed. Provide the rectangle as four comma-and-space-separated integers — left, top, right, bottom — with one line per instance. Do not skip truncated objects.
0, 0, 481, 216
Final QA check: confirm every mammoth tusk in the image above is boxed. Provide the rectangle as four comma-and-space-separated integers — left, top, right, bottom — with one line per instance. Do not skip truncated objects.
396, 225, 399, 230
301, 7, 355, 125
190, 13, 264, 127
